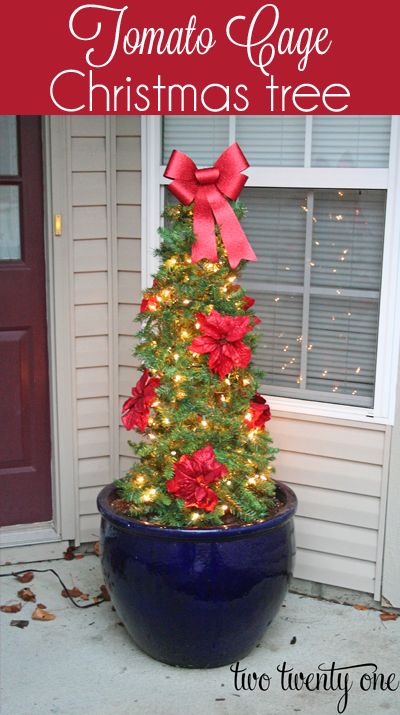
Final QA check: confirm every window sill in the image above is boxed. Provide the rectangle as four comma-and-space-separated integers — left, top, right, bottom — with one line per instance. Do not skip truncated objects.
265, 394, 389, 427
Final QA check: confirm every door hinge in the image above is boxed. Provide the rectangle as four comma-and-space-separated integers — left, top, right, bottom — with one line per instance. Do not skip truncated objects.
54, 214, 62, 236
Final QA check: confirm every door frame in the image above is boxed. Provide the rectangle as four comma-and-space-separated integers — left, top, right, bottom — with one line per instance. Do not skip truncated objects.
0, 116, 77, 562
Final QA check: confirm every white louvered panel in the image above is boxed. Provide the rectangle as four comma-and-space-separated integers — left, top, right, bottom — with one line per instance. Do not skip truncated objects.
120, 456, 137, 475
118, 303, 136, 335
294, 516, 377, 562
119, 366, 140, 398
75, 304, 108, 337
276, 450, 381, 497
76, 367, 109, 399
116, 172, 141, 204
77, 398, 109, 429
74, 239, 107, 272
79, 456, 111, 488
116, 116, 141, 136
119, 424, 140, 457
73, 206, 107, 239
79, 515, 101, 543
119, 334, 137, 367
75, 336, 108, 368
71, 137, 106, 172
79, 486, 103, 515
74, 272, 108, 305
116, 137, 141, 170
286, 482, 379, 529
268, 417, 385, 464
294, 548, 375, 593
236, 116, 306, 166
117, 238, 141, 271
311, 116, 391, 168
118, 271, 141, 304
71, 116, 106, 137
77, 427, 110, 459
162, 116, 229, 166
72, 171, 107, 206
117, 204, 141, 238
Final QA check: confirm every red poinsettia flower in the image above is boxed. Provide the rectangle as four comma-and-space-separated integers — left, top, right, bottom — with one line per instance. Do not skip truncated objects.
189, 310, 253, 379
242, 295, 255, 310
140, 295, 158, 313
121, 369, 160, 432
245, 393, 271, 429
166, 445, 228, 512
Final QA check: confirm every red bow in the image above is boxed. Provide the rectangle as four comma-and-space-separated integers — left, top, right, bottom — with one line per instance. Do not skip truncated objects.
164, 143, 257, 269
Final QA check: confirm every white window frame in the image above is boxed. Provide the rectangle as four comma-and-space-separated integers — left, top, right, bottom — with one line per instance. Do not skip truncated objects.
141, 116, 400, 426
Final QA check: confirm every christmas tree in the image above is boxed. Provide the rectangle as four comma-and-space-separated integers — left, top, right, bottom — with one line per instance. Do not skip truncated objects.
116, 144, 279, 527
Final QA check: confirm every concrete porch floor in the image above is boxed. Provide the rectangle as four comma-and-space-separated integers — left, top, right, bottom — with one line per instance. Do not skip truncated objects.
0, 555, 399, 715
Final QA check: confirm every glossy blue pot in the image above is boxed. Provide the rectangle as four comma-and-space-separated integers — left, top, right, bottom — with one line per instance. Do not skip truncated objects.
97, 481, 297, 668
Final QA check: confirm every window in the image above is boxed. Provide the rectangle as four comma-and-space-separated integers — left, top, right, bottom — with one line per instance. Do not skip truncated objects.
143, 116, 400, 422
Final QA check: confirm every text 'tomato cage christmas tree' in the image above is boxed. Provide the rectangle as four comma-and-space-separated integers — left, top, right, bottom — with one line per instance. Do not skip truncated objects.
116, 143, 279, 527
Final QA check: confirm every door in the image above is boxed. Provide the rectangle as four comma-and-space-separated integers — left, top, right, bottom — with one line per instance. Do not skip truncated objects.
0, 116, 52, 527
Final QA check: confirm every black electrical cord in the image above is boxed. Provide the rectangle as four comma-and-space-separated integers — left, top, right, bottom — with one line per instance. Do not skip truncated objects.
0, 568, 106, 608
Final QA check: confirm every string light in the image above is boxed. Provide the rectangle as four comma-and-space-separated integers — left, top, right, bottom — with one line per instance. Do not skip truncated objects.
244, 412, 252, 421
136, 476, 144, 484
148, 433, 156, 440
195, 322, 201, 330
162, 289, 171, 298
221, 505, 228, 512
181, 330, 189, 339
163, 418, 170, 425
174, 375, 183, 383
183, 299, 190, 305
201, 419, 208, 427
220, 395, 226, 403
152, 400, 160, 407
228, 275, 236, 283
191, 512, 200, 521
171, 450, 177, 456
167, 257, 177, 267
173, 353, 179, 361
225, 378, 231, 385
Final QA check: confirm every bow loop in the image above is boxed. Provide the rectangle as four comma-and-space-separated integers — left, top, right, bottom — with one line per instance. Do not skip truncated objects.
164, 142, 257, 269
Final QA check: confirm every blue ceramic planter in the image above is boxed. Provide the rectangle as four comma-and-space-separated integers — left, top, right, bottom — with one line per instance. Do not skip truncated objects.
97, 481, 297, 668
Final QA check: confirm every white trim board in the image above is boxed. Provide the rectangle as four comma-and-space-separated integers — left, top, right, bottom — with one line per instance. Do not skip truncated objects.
142, 115, 400, 426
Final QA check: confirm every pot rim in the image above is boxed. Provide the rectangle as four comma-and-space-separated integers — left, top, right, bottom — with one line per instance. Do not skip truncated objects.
97, 480, 297, 541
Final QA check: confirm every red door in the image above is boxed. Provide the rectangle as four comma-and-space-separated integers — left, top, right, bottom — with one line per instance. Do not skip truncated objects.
0, 116, 52, 526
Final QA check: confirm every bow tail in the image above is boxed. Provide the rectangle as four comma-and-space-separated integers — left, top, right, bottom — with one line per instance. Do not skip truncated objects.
192, 188, 218, 263
208, 187, 257, 269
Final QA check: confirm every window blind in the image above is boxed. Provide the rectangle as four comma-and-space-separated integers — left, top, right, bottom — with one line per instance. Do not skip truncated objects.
311, 116, 391, 168
236, 116, 306, 167
162, 116, 229, 166
239, 187, 385, 407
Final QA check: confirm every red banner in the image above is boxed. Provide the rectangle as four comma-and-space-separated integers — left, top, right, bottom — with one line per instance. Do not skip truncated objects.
0, 0, 398, 114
